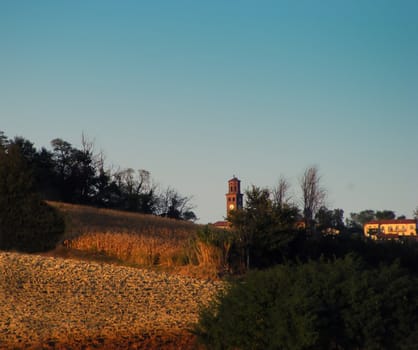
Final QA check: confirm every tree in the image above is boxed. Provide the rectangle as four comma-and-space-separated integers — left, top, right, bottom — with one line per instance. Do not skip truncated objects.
347, 209, 397, 233
0, 130, 8, 149
414, 207, 418, 220
1, 132, 198, 220
229, 186, 271, 270
315, 206, 345, 234
346, 209, 375, 231
299, 166, 326, 234
74, 133, 100, 203
91, 151, 114, 207
0, 143, 64, 252
50, 137, 101, 204
111, 168, 160, 214
375, 210, 396, 220
228, 185, 300, 270
33, 147, 56, 199
195, 256, 418, 350
271, 175, 291, 209
50, 138, 77, 201
157, 187, 196, 220
9, 136, 37, 164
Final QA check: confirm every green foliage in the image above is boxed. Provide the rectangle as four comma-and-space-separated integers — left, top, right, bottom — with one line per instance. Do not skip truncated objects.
197, 225, 234, 246
0, 144, 65, 252
315, 206, 345, 233
347, 209, 397, 230
228, 185, 300, 269
0, 131, 197, 220
0, 131, 8, 149
375, 210, 396, 220
195, 256, 418, 350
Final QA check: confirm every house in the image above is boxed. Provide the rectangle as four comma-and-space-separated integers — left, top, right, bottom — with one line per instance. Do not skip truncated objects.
364, 219, 417, 240
212, 220, 230, 229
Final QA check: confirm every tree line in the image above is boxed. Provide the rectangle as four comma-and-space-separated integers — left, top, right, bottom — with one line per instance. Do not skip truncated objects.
0, 131, 196, 221
196, 169, 418, 349
221, 166, 410, 271
195, 255, 418, 349
0, 138, 64, 252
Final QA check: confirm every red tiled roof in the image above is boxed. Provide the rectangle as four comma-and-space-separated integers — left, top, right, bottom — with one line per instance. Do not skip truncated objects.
365, 219, 416, 225
212, 221, 229, 228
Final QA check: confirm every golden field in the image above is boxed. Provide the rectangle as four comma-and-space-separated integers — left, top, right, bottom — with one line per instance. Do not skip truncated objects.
1, 202, 226, 349
49, 201, 225, 279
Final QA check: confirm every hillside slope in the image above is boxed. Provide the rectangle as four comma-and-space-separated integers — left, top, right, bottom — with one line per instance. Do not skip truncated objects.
49, 201, 198, 241
0, 252, 223, 349
47, 202, 224, 279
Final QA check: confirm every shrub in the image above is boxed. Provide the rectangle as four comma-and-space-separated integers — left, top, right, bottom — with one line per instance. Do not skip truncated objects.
0, 144, 65, 252
195, 255, 418, 349
196, 225, 235, 271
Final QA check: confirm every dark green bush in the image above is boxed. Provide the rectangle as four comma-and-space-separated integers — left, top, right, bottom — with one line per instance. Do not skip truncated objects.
195, 255, 418, 349
0, 144, 65, 252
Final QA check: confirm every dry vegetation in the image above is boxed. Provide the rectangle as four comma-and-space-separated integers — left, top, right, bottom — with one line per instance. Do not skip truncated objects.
49, 201, 224, 279
1, 202, 228, 349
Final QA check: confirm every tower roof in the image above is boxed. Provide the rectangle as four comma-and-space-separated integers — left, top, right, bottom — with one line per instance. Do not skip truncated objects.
228, 175, 240, 182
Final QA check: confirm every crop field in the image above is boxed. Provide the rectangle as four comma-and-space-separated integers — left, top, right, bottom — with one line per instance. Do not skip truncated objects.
49, 202, 223, 279
1, 203, 226, 349
0, 251, 222, 349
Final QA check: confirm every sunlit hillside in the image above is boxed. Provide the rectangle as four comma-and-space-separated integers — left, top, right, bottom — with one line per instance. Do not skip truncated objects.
0, 203, 226, 349
50, 201, 198, 240
48, 202, 221, 279
0, 251, 222, 349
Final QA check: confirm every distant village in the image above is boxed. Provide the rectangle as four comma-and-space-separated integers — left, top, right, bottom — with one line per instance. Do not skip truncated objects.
213, 176, 418, 241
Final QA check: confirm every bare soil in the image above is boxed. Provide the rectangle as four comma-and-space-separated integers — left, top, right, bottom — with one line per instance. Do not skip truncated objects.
0, 252, 223, 349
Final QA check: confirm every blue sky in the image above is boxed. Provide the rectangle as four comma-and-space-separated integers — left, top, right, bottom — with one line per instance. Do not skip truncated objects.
1, 0, 418, 223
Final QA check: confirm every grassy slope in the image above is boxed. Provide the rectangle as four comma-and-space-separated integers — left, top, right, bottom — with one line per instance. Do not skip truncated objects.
49, 201, 199, 240
47, 201, 221, 279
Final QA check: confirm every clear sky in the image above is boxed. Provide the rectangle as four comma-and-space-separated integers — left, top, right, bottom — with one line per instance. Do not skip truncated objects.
1, 0, 418, 223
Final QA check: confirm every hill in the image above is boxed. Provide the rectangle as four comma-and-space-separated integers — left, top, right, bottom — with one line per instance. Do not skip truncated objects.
47, 202, 221, 279
50, 201, 198, 241
0, 202, 226, 349
0, 251, 222, 349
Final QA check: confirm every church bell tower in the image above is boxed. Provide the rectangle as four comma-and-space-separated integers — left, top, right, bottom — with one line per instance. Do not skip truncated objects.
226, 176, 243, 216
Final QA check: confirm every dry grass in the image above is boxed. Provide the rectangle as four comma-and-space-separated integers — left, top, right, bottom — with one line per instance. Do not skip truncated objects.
49, 201, 197, 240
69, 231, 189, 267
48, 201, 225, 279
